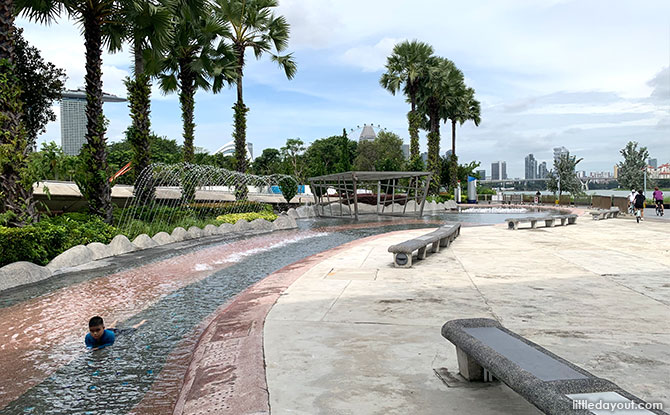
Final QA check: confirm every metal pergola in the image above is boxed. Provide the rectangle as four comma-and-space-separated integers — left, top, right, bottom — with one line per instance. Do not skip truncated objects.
308, 171, 432, 220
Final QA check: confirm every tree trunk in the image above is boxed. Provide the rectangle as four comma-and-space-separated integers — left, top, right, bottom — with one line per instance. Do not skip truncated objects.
233, 44, 248, 174
426, 108, 441, 194
451, 119, 456, 156
179, 60, 195, 163
127, 40, 154, 203
408, 91, 419, 159
77, 7, 112, 223
0, 0, 14, 61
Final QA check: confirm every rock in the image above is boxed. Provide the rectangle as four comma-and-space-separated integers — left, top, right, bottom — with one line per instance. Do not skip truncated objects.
249, 218, 273, 231
287, 208, 299, 219
87, 242, 110, 260
171, 227, 188, 241
296, 205, 315, 218
107, 234, 137, 256
445, 200, 458, 210
272, 215, 297, 230
406, 200, 419, 211
47, 245, 96, 271
318, 204, 351, 216
203, 224, 219, 236
357, 203, 378, 214
218, 223, 234, 234
133, 234, 158, 249
233, 219, 251, 232
152, 232, 174, 245
0, 262, 52, 292
187, 226, 203, 239
437, 202, 446, 210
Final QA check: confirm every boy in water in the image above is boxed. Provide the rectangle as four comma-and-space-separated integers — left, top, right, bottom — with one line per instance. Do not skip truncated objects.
85, 316, 146, 350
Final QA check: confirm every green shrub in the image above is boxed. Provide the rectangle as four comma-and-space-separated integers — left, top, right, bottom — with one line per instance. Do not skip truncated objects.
215, 211, 278, 224
0, 213, 118, 267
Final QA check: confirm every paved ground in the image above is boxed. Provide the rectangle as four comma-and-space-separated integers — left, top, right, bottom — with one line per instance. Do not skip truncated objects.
264, 215, 670, 414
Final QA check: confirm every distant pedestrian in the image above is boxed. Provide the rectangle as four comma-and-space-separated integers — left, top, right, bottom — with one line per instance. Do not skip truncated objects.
535, 190, 541, 204
634, 189, 646, 221
628, 190, 636, 214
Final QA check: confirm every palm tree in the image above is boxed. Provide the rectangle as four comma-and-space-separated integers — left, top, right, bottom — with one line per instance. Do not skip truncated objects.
158, 1, 236, 164
416, 57, 464, 194
213, 0, 297, 175
445, 86, 480, 157
119, 0, 171, 200
0, 0, 37, 226
17, 0, 125, 223
379, 40, 433, 160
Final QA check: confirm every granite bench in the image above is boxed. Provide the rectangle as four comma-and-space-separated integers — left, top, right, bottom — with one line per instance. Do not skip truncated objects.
505, 217, 544, 230
552, 214, 578, 226
442, 318, 667, 415
388, 224, 461, 268
590, 207, 619, 220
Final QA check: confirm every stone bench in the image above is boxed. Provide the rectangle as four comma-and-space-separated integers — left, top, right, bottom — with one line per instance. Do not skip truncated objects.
505, 217, 545, 230
552, 213, 578, 226
387, 224, 461, 268
442, 318, 667, 415
590, 207, 620, 220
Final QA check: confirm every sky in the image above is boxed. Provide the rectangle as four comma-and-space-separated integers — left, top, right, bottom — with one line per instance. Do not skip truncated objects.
18, 0, 670, 178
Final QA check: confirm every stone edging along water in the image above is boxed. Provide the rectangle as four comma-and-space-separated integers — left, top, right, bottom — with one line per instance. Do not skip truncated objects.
0, 214, 298, 293
287, 200, 458, 218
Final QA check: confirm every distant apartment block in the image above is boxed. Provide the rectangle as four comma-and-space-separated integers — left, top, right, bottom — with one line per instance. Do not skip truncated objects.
553, 146, 569, 164
538, 162, 548, 178
215, 141, 254, 160
402, 144, 410, 159
491, 161, 507, 180
476, 169, 486, 180
524, 154, 537, 179
648, 158, 658, 169
60, 88, 126, 155
647, 163, 670, 179
613, 165, 619, 179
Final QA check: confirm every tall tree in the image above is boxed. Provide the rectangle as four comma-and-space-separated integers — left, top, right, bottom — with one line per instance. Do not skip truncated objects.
280, 138, 305, 182
213, 0, 297, 175
158, 1, 236, 163
18, 0, 126, 223
120, 0, 171, 201
547, 152, 583, 199
380, 40, 433, 161
0, 0, 35, 225
617, 141, 650, 191
416, 56, 464, 194
13, 27, 66, 148
442, 86, 480, 189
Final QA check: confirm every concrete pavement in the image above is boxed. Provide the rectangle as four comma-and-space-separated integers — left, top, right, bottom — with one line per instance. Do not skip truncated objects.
264, 216, 670, 414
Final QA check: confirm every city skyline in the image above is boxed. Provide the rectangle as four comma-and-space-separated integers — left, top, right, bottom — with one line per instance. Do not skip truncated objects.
16, 0, 670, 177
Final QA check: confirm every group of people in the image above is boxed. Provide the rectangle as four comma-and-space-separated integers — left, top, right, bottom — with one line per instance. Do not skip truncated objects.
629, 187, 664, 220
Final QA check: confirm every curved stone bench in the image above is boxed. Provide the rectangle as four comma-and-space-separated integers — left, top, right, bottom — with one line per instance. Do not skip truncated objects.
507, 214, 577, 230
387, 224, 461, 268
442, 318, 667, 415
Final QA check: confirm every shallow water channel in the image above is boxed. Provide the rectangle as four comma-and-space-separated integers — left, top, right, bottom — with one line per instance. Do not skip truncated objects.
0, 210, 552, 414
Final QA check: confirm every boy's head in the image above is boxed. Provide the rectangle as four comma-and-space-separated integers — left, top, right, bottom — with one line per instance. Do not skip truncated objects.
89, 316, 105, 340
638, 189, 644, 194
655, 187, 659, 191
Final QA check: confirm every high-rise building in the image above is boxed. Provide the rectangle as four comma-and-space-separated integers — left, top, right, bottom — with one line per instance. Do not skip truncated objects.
402, 144, 410, 159
476, 169, 486, 180
613, 165, 619, 179
491, 161, 507, 180
445, 149, 453, 158
648, 158, 658, 169
524, 154, 537, 179
60, 88, 126, 155
553, 146, 569, 165
538, 162, 548, 178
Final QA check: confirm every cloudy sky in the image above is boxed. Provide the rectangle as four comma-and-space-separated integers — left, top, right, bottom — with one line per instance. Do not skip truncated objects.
18, 0, 670, 178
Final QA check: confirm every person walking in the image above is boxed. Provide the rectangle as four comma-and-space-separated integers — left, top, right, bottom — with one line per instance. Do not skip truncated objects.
634, 189, 646, 222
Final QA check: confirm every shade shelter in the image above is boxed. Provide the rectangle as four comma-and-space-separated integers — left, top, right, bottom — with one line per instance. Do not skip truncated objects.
308, 171, 432, 220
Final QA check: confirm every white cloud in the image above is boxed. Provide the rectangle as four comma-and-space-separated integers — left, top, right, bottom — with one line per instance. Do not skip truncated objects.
340, 38, 400, 72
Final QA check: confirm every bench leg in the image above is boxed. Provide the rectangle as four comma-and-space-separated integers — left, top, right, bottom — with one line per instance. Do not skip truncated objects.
560, 218, 567, 226
456, 347, 483, 381
393, 253, 412, 268
530, 220, 537, 228
418, 246, 427, 259
545, 220, 555, 227
508, 222, 517, 230
439, 237, 449, 247
568, 218, 576, 224
431, 241, 440, 253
